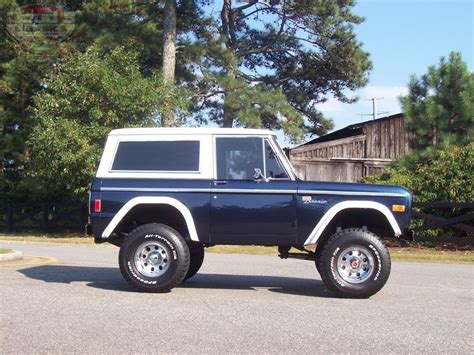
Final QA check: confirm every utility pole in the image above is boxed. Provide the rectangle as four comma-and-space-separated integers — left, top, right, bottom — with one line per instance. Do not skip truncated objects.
358, 97, 388, 121
367, 97, 383, 120
365, 97, 388, 120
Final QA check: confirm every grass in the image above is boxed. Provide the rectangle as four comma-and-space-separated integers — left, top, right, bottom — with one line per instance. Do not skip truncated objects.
0, 234, 94, 244
1, 234, 472, 264
389, 248, 474, 264
207, 245, 474, 264
208, 245, 279, 256
0, 248, 12, 254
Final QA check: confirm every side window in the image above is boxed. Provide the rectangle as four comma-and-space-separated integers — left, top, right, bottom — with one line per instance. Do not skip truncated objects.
112, 141, 200, 171
264, 140, 289, 179
216, 137, 263, 180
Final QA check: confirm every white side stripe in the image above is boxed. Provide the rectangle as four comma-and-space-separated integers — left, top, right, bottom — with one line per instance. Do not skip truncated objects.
101, 187, 404, 197
101, 187, 297, 194
217, 189, 296, 194
101, 196, 199, 241
298, 190, 406, 198
303, 201, 402, 245
101, 187, 210, 193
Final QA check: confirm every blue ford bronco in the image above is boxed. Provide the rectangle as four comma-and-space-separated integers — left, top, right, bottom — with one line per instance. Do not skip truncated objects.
87, 128, 413, 298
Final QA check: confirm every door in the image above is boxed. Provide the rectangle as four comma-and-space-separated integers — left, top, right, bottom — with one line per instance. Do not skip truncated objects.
210, 136, 297, 245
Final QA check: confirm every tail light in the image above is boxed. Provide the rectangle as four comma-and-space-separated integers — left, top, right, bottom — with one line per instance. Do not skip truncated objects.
93, 199, 102, 213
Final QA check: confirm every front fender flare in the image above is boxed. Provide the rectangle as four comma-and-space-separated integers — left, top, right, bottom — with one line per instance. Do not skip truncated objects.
304, 201, 401, 245
101, 196, 199, 241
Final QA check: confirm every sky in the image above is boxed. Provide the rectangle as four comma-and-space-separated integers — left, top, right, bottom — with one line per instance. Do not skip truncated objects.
316, 0, 473, 132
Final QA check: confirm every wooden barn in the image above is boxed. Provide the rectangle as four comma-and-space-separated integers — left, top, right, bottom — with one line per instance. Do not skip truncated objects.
289, 113, 411, 182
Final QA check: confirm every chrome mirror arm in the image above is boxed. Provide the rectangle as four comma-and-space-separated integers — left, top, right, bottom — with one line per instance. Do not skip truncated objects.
253, 168, 269, 182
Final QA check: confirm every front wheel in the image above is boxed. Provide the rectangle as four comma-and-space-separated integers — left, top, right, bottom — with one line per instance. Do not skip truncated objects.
119, 223, 190, 292
317, 228, 391, 298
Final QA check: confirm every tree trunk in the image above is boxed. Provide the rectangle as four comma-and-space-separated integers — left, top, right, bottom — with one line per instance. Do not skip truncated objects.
221, 1, 235, 128
223, 68, 235, 127
162, 0, 177, 127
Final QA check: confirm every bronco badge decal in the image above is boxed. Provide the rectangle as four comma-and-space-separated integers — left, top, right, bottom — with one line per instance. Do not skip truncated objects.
302, 196, 327, 204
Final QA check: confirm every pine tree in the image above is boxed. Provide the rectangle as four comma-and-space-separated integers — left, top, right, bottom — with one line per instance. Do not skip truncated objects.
162, 0, 177, 126
401, 52, 473, 151
1, 0, 74, 200
0, 0, 199, 201
191, 0, 372, 141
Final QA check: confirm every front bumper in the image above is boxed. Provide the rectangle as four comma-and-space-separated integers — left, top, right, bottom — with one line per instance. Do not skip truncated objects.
399, 228, 414, 241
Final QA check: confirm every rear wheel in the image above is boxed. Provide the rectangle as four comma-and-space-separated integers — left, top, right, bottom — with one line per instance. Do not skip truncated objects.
119, 223, 190, 292
317, 228, 391, 298
184, 245, 205, 280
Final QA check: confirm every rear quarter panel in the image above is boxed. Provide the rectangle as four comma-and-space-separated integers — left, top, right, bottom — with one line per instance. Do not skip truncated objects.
90, 178, 211, 242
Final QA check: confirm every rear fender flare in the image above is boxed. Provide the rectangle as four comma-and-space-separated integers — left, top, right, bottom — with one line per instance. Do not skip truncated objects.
101, 196, 199, 241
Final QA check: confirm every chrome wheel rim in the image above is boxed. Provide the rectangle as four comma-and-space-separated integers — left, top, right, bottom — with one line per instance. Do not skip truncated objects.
134, 241, 170, 278
337, 246, 374, 284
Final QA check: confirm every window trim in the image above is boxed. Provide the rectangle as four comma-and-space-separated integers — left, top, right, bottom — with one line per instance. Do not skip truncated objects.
263, 138, 290, 180
269, 136, 297, 180
212, 134, 295, 181
96, 133, 294, 180
96, 134, 213, 179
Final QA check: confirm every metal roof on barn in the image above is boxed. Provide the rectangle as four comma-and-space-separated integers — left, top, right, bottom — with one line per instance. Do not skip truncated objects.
302, 113, 404, 146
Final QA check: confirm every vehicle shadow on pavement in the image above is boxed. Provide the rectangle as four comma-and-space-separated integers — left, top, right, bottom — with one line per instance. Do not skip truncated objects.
181, 273, 332, 298
17, 265, 135, 292
18, 265, 332, 297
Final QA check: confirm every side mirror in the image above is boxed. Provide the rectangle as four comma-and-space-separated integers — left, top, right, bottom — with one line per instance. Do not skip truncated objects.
253, 168, 268, 181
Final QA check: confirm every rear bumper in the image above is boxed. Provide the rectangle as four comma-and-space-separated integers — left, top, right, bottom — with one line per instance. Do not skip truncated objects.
86, 223, 113, 244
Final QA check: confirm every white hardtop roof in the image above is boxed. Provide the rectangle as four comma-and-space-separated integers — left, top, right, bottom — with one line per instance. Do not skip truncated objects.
109, 127, 276, 136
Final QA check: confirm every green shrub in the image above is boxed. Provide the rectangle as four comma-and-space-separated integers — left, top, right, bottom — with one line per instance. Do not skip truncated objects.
365, 143, 473, 202
365, 144, 473, 238
25, 46, 187, 202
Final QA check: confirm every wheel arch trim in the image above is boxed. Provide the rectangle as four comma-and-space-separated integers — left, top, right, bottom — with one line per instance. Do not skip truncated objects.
304, 201, 401, 245
101, 196, 199, 241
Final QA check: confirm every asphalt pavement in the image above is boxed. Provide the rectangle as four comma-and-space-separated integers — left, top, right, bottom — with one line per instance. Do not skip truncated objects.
1, 241, 473, 354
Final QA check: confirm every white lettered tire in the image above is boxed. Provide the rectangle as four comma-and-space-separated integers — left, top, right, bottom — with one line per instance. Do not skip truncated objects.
119, 223, 190, 292
317, 228, 391, 298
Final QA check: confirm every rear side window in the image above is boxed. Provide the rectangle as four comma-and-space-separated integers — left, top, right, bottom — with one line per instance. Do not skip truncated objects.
111, 141, 200, 171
